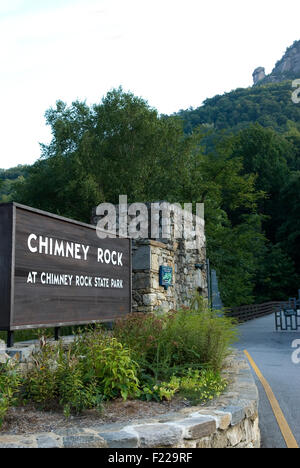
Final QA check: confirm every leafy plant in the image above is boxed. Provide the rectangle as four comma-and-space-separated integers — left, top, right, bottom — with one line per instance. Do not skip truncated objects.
23, 328, 140, 414
24, 339, 60, 407
56, 352, 102, 416
71, 328, 140, 401
115, 302, 238, 380
140, 376, 180, 402
1, 300, 235, 423
190, 293, 208, 311
139, 369, 227, 405
0, 360, 22, 427
178, 369, 227, 405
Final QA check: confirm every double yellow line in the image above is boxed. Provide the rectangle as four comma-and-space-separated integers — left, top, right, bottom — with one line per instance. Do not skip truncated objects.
244, 350, 299, 449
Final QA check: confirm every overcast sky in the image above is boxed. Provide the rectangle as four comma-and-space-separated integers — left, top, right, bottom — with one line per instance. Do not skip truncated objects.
0, 0, 299, 169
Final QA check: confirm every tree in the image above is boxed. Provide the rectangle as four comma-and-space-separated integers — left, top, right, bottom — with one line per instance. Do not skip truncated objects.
176, 82, 300, 135
277, 172, 300, 277
0, 165, 29, 203
14, 88, 200, 220
254, 243, 298, 302
12, 88, 285, 307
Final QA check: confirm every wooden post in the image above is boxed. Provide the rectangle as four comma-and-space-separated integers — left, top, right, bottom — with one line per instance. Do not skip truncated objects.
7, 331, 14, 348
54, 327, 60, 341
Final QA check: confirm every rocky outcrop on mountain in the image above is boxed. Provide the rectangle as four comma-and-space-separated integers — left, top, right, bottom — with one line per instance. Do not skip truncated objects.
252, 67, 266, 85
253, 40, 300, 85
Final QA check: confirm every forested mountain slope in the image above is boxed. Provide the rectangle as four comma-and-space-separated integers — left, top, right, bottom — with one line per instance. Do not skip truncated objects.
176, 81, 300, 134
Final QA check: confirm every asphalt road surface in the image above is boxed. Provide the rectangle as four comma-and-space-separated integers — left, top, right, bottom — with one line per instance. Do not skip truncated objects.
235, 314, 300, 448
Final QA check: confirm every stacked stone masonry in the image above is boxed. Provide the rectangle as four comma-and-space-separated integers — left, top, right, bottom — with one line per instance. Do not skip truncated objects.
131, 239, 207, 313
92, 202, 207, 313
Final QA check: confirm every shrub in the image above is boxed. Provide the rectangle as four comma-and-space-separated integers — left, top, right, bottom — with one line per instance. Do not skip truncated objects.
114, 312, 168, 378
24, 340, 59, 406
56, 353, 102, 417
23, 329, 140, 414
140, 375, 180, 402
139, 369, 227, 404
178, 369, 227, 404
0, 397, 9, 428
1, 299, 235, 422
167, 308, 238, 372
114, 304, 237, 380
71, 328, 140, 401
0, 360, 22, 427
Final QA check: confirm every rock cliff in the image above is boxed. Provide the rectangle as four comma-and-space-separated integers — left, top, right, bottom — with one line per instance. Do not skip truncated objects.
253, 40, 300, 85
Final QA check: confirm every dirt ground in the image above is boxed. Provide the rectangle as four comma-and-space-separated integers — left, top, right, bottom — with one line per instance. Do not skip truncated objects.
0, 397, 191, 435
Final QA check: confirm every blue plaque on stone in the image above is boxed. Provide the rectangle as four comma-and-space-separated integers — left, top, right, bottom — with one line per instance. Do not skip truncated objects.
159, 266, 173, 290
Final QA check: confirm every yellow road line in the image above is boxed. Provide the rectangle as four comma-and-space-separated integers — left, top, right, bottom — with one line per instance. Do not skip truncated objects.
244, 349, 299, 449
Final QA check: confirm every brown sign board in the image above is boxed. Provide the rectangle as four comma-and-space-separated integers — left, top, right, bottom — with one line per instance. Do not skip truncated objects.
0, 203, 132, 331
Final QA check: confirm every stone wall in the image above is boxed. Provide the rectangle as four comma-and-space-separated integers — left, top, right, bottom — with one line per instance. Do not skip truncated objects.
92, 202, 207, 313
131, 238, 206, 313
0, 351, 260, 448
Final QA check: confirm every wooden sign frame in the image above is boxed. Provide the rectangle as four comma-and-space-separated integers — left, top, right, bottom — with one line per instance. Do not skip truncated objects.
0, 203, 132, 344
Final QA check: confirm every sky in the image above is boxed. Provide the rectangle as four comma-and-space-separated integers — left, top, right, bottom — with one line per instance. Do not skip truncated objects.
0, 0, 299, 169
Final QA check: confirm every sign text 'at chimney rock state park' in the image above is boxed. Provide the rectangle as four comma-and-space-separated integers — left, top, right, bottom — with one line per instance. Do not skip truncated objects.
0, 203, 131, 332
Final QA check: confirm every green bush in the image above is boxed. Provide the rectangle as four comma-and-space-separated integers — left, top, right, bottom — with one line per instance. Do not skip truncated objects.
70, 328, 140, 401
114, 304, 237, 380
114, 312, 167, 378
23, 329, 140, 415
56, 352, 102, 417
24, 340, 59, 406
139, 369, 227, 404
1, 301, 235, 425
178, 369, 227, 404
140, 375, 180, 402
0, 361, 22, 427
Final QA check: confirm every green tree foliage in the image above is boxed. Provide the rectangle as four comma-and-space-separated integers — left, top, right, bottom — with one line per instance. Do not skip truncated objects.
277, 172, 300, 277
0, 165, 29, 203
254, 243, 298, 302
229, 125, 291, 240
177, 147, 266, 306
13, 89, 202, 220
176, 82, 300, 134
8, 86, 300, 306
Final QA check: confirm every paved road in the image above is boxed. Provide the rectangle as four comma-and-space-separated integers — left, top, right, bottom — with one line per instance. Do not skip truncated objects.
235, 314, 300, 448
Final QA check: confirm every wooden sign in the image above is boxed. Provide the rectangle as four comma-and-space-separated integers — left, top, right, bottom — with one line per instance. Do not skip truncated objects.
0, 203, 131, 334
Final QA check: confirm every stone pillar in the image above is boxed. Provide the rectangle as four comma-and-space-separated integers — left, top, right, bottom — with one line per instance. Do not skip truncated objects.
92, 202, 207, 313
